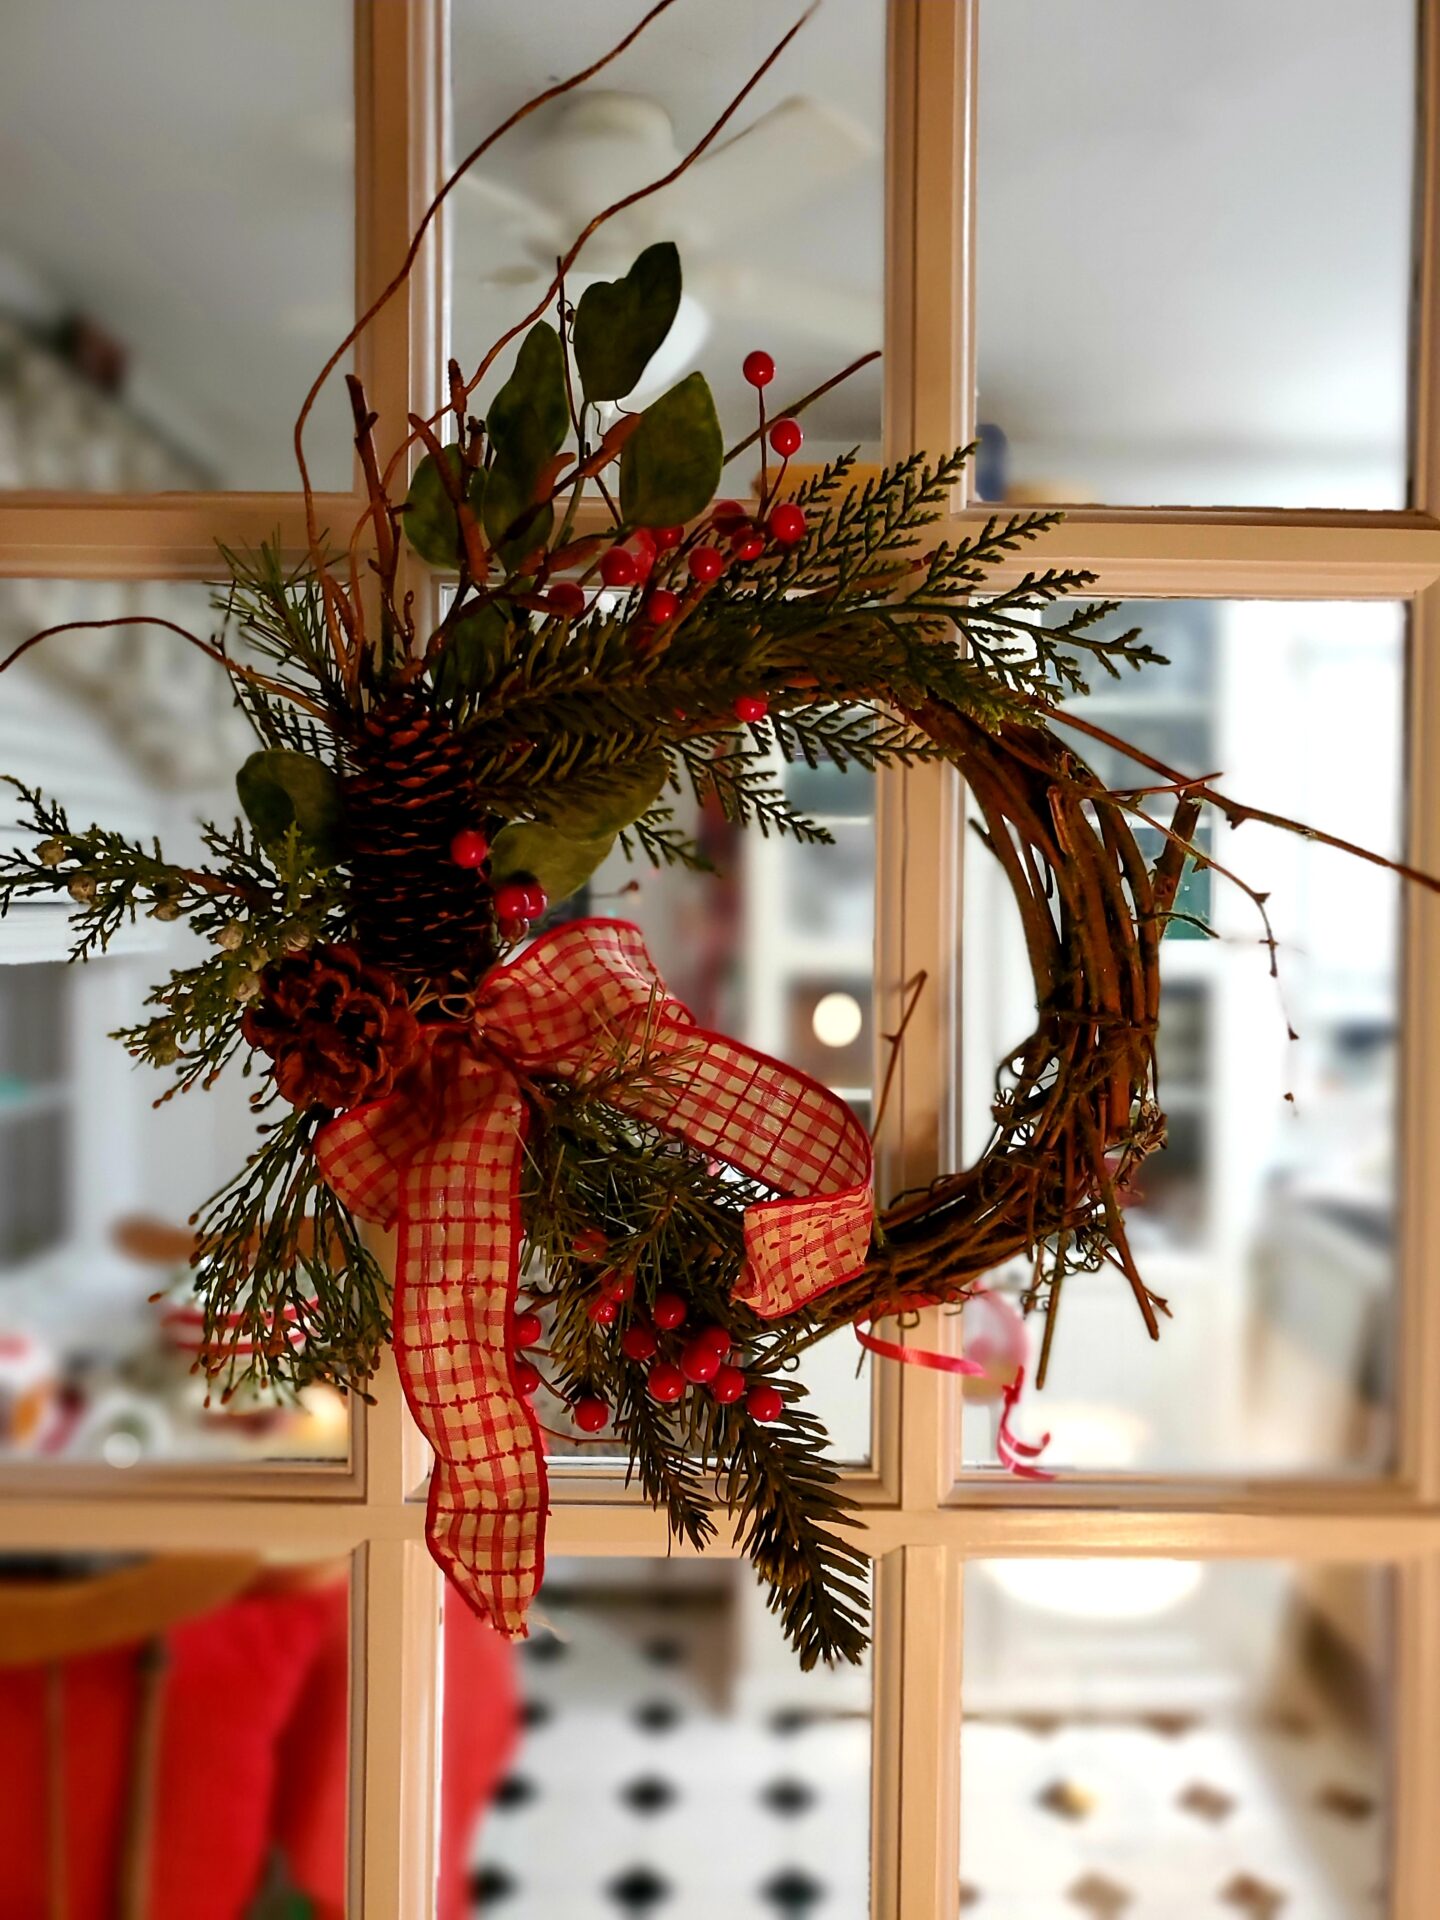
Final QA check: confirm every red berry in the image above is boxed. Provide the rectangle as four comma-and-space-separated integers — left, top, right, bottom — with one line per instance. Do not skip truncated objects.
449, 827, 489, 869
588, 1295, 618, 1326
498, 915, 528, 943
546, 581, 587, 618
696, 1325, 732, 1357
514, 1359, 542, 1396
710, 1364, 747, 1405
731, 530, 766, 562
572, 1228, 609, 1261
746, 1383, 784, 1422
734, 695, 768, 724
688, 546, 724, 584
711, 498, 746, 526
520, 881, 549, 921
653, 525, 685, 552
645, 588, 681, 624
493, 881, 534, 922
769, 503, 807, 545
651, 1291, 687, 1331
680, 1339, 722, 1384
769, 418, 803, 458
572, 1395, 610, 1433
742, 350, 776, 388
620, 1323, 659, 1363
647, 1361, 686, 1404
630, 525, 657, 557
604, 1270, 635, 1303
511, 1309, 543, 1349
600, 547, 639, 589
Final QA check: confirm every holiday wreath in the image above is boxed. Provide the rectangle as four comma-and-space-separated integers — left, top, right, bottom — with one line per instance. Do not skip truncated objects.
3, 4, 1434, 1668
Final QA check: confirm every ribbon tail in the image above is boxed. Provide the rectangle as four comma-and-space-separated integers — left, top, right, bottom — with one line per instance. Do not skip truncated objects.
392, 1075, 546, 1636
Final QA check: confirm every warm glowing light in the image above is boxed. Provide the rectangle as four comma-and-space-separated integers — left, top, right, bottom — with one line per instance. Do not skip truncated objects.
812, 991, 863, 1049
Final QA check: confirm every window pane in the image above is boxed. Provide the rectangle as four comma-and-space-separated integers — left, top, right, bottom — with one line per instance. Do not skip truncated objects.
960, 602, 1403, 1476
0, 0, 354, 491
0, 1551, 350, 1913
960, 1559, 1391, 1917
448, 0, 885, 489
443, 1557, 872, 1917
0, 582, 350, 1468
976, 0, 1416, 508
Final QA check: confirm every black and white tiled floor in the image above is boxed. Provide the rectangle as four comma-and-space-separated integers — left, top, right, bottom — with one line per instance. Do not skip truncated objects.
958, 1707, 1385, 1917
469, 1561, 871, 1918
470, 1562, 1384, 1917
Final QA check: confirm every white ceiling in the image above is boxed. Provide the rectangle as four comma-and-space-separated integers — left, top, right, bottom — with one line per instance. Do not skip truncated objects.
0, 0, 1418, 506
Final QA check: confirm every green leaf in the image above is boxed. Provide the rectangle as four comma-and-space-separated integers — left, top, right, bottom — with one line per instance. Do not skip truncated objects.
482, 417, 556, 567
572, 242, 683, 403
489, 322, 569, 458
619, 372, 723, 529
542, 753, 669, 839
236, 750, 343, 861
432, 604, 514, 702
401, 447, 486, 568
489, 821, 615, 905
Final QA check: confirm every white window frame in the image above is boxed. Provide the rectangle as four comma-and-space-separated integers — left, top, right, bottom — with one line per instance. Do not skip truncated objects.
2, 4, 1440, 1913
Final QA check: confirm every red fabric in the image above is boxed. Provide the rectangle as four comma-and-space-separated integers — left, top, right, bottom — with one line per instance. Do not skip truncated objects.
317, 918, 872, 1642
0, 1578, 348, 1920
438, 1605, 519, 1920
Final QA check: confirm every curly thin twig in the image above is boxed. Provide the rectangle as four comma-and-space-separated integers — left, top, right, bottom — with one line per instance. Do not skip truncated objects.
294, 0, 686, 633
0, 617, 335, 724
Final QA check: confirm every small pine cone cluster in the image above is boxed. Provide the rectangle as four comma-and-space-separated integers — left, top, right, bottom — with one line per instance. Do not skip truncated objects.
342, 694, 494, 982
242, 943, 420, 1111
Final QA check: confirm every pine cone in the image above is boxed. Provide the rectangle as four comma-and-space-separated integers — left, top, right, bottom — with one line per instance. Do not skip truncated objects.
242, 943, 420, 1110
342, 694, 494, 981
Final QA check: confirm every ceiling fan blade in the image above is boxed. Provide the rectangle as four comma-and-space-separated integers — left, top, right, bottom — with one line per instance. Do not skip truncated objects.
651, 96, 876, 250
456, 171, 564, 248
690, 260, 881, 355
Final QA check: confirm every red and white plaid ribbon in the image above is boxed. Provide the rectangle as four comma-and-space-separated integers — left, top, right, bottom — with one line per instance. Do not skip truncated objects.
315, 919, 873, 1635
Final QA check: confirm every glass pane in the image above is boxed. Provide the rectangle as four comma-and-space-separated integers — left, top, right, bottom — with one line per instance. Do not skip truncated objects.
443, 1556, 872, 1918
535, 753, 876, 1468
0, 0, 354, 491
449, 0, 885, 490
961, 1559, 1391, 1918
0, 582, 350, 1467
0, 1550, 350, 1913
976, 0, 1416, 508
960, 602, 1403, 1476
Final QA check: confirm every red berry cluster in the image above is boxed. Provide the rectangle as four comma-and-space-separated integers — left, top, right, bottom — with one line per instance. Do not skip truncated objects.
524, 347, 816, 793
505, 1226, 788, 1432
447, 827, 548, 945
620, 1287, 781, 1422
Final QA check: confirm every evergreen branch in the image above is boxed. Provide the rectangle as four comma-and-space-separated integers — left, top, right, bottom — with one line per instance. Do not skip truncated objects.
618, 808, 714, 872
677, 739, 834, 844
188, 1107, 390, 1402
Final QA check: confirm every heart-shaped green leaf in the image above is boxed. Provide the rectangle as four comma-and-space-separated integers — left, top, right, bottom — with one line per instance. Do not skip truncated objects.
488, 821, 615, 906
402, 447, 486, 568
572, 243, 683, 403
489, 322, 569, 458
432, 604, 515, 702
619, 372, 723, 530
482, 416, 556, 567
237, 750, 343, 862
542, 753, 670, 839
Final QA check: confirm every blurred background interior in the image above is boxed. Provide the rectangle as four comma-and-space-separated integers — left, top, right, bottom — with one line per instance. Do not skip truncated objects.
0, 0, 1421, 1914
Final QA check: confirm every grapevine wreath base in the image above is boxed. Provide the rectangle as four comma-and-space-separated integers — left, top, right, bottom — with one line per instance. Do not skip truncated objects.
4, 1, 1435, 1668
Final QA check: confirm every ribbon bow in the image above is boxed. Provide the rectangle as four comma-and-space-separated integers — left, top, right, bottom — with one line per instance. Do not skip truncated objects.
316, 919, 872, 1634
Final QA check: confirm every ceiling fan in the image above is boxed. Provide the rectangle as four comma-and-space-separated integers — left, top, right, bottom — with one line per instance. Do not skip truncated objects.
455, 90, 880, 400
